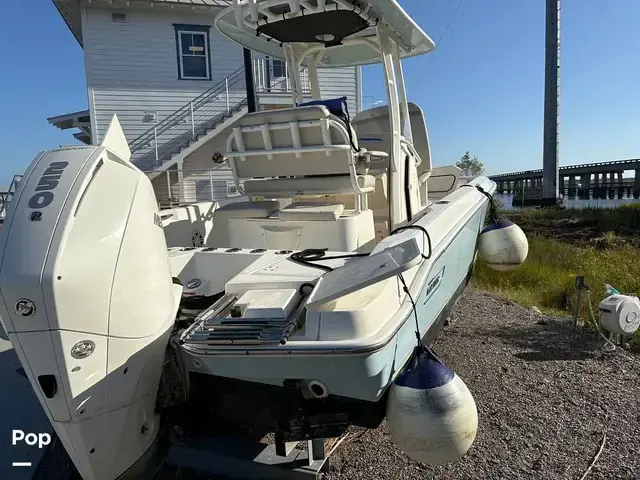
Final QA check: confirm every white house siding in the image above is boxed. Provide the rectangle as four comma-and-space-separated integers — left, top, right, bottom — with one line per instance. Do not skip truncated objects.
318, 67, 360, 115
82, 5, 243, 144
180, 132, 236, 202
256, 66, 360, 114
80, 4, 360, 176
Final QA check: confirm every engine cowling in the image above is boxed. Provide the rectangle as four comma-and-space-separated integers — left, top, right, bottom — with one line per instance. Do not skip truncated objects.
0, 116, 181, 480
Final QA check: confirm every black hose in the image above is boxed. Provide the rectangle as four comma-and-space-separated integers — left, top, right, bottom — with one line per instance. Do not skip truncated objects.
288, 248, 369, 272
391, 224, 432, 260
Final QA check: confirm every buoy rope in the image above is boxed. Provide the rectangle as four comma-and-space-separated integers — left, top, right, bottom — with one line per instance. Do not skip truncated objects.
390, 225, 434, 348
579, 433, 607, 480
461, 184, 500, 223
398, 272, 423, 347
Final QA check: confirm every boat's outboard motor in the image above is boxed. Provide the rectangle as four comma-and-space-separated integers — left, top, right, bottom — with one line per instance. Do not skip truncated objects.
0, 116, 181, 480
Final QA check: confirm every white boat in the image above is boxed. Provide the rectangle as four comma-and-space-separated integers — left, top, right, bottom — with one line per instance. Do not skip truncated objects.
0, 1, 508, 479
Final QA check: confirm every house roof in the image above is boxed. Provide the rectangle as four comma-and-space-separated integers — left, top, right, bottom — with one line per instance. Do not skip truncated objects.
53, 0, 232, 46
47, 109, 91, 129
48, 109, 92, 145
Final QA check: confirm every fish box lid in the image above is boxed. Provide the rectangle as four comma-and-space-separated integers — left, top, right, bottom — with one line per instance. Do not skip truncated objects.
236, 288, 301, 318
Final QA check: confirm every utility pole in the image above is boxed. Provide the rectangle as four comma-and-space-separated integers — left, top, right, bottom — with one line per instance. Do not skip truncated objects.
541, 0, 560, 206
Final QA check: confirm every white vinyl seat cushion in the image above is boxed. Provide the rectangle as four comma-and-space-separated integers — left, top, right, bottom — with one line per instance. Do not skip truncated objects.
216, 200, 279, 219
244, 175, 375, 197
279, 202, 344, 221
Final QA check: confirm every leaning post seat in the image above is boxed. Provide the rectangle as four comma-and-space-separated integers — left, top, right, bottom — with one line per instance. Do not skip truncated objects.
207, 200, 280, 246
224, 103, 387, 208
222, 102, 383, 252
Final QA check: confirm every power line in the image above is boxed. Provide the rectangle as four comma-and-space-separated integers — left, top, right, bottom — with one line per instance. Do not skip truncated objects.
436, 0, 466, 47
434, 0, 447, 16
402, 0, 467, 83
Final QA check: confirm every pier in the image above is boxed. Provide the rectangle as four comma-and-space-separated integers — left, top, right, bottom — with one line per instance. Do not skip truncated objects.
489, 159, 640, 205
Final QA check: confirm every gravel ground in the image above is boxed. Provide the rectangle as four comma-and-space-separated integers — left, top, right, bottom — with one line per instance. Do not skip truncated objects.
325, 288, 640, 480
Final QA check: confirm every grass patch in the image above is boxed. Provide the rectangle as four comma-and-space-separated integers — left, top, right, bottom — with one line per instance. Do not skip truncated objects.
509, 203, 640, 227
505, 206, 640, 248
472, 206, 640, 348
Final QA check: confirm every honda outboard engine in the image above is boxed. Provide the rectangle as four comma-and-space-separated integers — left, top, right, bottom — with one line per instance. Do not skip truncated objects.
0, 116, 181, 480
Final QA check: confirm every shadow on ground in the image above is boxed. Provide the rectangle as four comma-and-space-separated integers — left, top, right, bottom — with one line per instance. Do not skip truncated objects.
0, 327, 53, 480
489, 317, 605, 362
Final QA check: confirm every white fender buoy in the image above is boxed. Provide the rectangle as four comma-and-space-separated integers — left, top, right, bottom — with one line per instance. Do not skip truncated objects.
478, 219, 528, 271
386, 346, 478, 465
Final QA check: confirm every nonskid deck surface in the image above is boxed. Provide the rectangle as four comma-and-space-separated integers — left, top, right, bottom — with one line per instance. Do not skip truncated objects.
175, 234, 423, 349
171, 246, 354, 347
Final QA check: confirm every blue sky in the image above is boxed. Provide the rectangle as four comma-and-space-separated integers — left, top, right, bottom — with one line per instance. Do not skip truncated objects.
0, 1, 639, 185
361, 0, 640, 174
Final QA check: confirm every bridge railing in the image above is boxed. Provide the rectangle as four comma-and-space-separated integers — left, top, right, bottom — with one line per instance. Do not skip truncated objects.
490, 157, 640, 179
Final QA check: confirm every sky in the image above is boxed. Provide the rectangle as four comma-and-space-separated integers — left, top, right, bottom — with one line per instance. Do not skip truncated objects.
0, 1, 639, 185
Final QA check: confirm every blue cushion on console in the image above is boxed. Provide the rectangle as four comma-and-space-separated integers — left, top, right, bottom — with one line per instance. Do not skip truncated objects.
298, 96, 349, 120
297, 96, 360, 151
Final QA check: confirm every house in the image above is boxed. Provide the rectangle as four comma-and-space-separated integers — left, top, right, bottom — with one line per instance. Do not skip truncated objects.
48, 0, 362, 205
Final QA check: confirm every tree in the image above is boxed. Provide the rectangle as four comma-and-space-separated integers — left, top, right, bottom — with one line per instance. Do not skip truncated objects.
456, 151, 485, 177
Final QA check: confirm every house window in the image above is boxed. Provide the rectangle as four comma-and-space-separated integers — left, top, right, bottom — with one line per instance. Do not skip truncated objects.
272, 59, 286, 78
173, 24, 212, 80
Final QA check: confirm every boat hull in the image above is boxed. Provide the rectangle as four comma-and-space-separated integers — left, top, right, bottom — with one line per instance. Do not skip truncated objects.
180, 200, 487, 404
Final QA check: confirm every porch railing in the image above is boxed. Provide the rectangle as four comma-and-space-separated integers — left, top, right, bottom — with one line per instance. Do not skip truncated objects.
253, 57, 311, 94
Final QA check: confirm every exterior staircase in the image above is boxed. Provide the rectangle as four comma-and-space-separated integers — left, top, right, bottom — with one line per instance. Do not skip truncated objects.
0, 174, 24, 223
128, 66, 249, 174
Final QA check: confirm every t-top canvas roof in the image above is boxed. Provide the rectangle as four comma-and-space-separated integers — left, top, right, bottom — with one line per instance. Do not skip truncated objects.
214, 0, 435, 68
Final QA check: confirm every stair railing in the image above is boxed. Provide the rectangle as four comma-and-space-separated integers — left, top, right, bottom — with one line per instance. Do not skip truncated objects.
129, 66, 248, 170
142, 165, 244, 208
0, 174, 24, 219
128, 57, 312, 172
